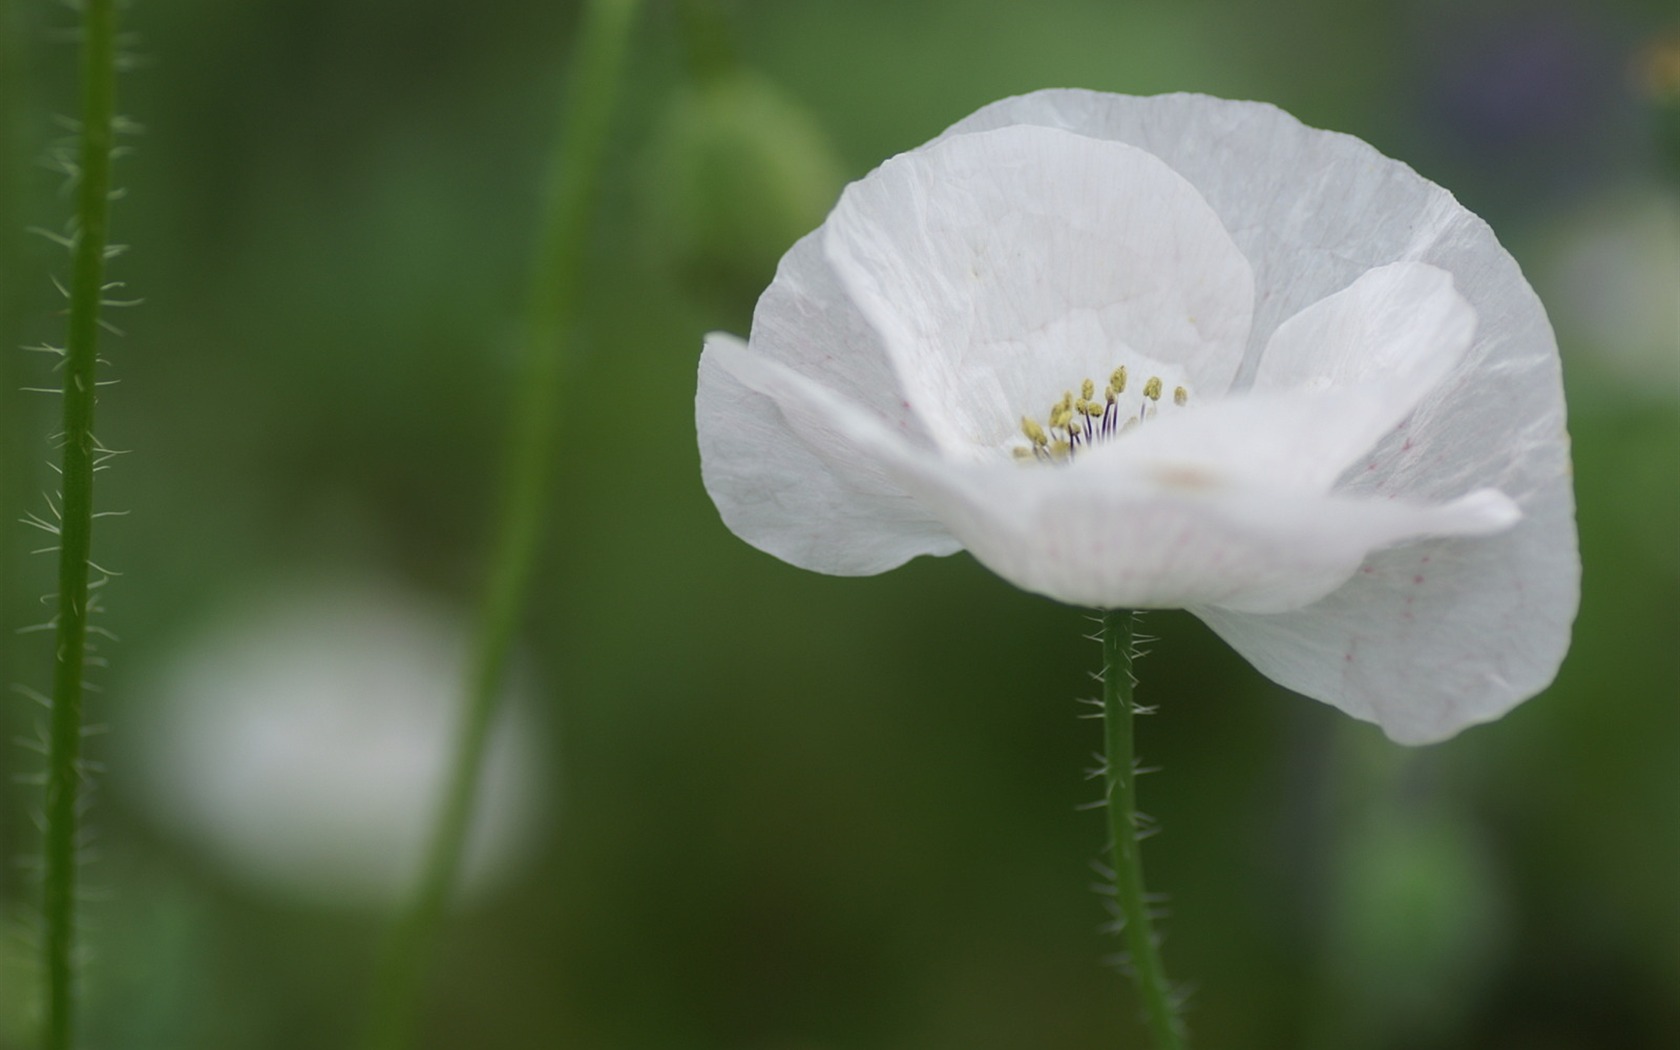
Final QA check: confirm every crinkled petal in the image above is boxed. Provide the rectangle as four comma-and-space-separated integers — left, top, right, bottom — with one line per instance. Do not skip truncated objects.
697, 333, 960, 575
1245, 261, 1477, 485
932, 465, 1517, 614
1256, 261, 1476, 393
822, 124, 1254, 453
1087, 386, 1474, 496
1191, 493, 1574, 743
708, 337, 1518, 615
748, 230, 936, 446
943, 92, 1577, 739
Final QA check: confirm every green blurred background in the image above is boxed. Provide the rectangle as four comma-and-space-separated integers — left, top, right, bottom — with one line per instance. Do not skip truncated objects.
1, 0, 1677, 1047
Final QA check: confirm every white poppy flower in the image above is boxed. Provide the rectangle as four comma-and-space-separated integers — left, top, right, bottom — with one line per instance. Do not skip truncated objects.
696, 91, 1578, 745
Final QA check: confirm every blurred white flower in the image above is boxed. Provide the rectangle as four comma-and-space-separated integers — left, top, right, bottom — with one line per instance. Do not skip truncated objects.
129, 581, 547, 908
697, 90, 1578, 744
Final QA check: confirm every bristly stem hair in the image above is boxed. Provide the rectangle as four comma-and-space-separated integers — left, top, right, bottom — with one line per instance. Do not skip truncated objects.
358, 2, 643, 1047
1100, 609, 1185, 1050
44, 0, 121, 1047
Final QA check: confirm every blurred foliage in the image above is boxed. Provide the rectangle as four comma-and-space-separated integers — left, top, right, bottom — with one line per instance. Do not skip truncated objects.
1, 0, 1677, 1047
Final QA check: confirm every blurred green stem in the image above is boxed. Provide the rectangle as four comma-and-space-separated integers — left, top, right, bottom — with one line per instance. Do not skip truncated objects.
44, 0, 119, 1048
358, 2, 642, 1048
1100, 609, 1183, 1050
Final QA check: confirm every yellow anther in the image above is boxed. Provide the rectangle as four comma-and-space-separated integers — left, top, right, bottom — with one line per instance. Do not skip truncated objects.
1104, 384, 1118, 404
1021, 416, 1049, 446
1012, 446, 1036, 461
1083, 400, 1105, 418
1144, 376, 1163, 401
1081, 378, 1095, 401
1074, 398, 1091, 418
1173, 386, 1188, 406
1049, 439, 1072, 459
1110, 366, 1128, 393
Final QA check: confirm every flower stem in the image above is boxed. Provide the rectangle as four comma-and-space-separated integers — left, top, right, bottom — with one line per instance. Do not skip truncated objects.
357, 2, 641, 1047
1100, 609, 1184, 1050
43, 0, 119, 1047
0, 0, 29, 635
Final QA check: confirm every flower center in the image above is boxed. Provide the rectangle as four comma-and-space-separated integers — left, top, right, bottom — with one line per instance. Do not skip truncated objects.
1014, 364, 1188, 463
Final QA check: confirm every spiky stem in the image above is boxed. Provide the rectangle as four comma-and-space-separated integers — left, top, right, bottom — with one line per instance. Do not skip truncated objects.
1100, 609, 1184, 1049
0, 0, 31, 973
357, 2, 641, 1047
0, 0, 29, 611
43, 0, 119, 1047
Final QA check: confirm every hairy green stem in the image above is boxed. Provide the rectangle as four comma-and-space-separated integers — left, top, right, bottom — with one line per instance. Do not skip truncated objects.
0, 0, 29, 940
0, 0, 28, 584
358, 2, 641, 1047
1100, 609, 1183, 1050
43, 1, 119, 1047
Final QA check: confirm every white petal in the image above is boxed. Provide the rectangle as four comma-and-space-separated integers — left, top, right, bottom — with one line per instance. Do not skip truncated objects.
697, 333, 961, 575
931, 466, 1518, 614
1087, 383, 1484, 498
1169, 262, 1471, 490
1256, 262, 1476, 392
937, 93, 1482, 386
747, 230, 935, 444
943, 91, 1578, 739
694, 181, 996, 576
709, 337, 1520, 615
821, 124, 1254, 453
1193, 492, 1576, 744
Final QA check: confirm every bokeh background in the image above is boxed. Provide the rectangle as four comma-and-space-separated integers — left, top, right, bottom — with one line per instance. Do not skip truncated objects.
1, 0, 1677, 1047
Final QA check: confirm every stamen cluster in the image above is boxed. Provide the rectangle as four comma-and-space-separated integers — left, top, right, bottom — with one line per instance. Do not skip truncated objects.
1015, 364, 1188, 462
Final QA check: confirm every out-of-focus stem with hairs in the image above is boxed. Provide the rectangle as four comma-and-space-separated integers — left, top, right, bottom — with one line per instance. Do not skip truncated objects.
357, 2, 643, 1048
42, 0, 121, 1048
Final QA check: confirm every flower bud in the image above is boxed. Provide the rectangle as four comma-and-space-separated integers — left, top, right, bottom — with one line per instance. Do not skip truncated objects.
642, 72, 846, 299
